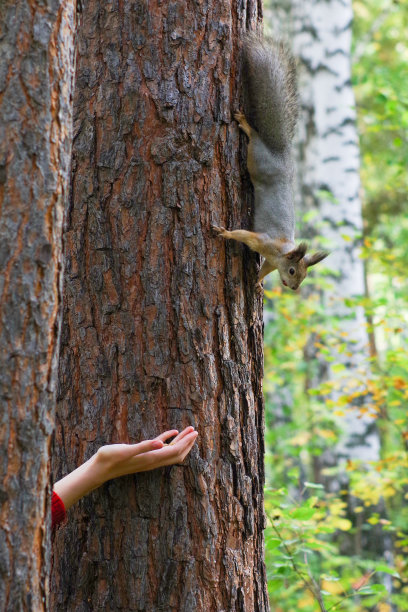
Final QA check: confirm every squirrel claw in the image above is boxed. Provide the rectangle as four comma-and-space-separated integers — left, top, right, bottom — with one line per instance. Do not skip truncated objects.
234, 110, 246, 122
234, 111, 251, 136
255, 281, 264, 296
212, 225, 226, 236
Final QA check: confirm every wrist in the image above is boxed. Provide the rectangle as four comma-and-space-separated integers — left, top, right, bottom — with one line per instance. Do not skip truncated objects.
53, 452, 107, 510
92, 448, 119, 484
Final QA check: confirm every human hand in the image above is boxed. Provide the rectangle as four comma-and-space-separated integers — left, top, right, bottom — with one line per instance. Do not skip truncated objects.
53, 427, 198, 510
95, 426, 198, 482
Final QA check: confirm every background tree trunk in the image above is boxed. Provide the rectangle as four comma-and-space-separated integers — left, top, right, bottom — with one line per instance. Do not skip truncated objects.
51, 1, 268, 611
267, 0, 390, 560
0, 1, 76, 610
292, 0, 386, 560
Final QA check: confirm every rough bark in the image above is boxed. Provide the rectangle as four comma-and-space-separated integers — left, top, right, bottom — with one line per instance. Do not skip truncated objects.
0, 1, 76, 610
51, 1, 268, 611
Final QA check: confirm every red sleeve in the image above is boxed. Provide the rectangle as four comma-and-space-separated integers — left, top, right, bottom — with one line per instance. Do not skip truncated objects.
51, 491, 66, 528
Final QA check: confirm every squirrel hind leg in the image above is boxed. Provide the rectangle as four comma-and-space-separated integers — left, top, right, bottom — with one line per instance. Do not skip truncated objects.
234, 111, 252, 138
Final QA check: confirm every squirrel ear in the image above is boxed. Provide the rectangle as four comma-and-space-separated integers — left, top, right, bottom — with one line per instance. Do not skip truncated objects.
286, 242, 308, 263
305, 251, 330, 267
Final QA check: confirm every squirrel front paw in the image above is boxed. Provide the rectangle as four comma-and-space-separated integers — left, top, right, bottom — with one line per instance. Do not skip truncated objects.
212, 225, 227, 237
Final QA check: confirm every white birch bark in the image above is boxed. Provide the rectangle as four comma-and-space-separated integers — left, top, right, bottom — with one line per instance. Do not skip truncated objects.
264, 2, 396, 572
267, 0, 380, 473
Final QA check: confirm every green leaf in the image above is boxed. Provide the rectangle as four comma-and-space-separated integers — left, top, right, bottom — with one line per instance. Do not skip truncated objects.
266, 538, 282, 550
375, 563, 400, 577
290, 507, 316, 520
268, 578, 284, 593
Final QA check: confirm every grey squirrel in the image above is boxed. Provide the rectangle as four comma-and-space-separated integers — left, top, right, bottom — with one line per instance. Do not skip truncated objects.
213, 35, 329, 290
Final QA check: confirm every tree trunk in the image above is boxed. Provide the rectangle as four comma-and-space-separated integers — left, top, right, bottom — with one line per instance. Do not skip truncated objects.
292, 0, 384, 556
51, 1, 268, 611
0, 1, 76, 610
267, 0, 390, 559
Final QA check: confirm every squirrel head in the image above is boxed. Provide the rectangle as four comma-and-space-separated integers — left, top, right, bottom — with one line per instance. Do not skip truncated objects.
277, 242, 329, 290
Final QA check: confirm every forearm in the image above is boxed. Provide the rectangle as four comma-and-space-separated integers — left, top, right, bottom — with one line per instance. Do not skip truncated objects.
53, 454, 106, 510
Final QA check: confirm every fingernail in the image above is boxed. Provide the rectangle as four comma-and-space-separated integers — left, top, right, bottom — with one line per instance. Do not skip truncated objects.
152, 440, 163, 449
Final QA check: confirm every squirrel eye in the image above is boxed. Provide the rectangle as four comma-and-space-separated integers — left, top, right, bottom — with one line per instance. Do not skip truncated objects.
289, 267, 295, 275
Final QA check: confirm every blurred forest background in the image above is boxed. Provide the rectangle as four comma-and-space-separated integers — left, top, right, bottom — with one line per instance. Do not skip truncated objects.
262, 1, 408, 610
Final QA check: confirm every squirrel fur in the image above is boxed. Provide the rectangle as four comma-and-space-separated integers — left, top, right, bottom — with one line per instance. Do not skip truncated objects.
213, 34, 329, 290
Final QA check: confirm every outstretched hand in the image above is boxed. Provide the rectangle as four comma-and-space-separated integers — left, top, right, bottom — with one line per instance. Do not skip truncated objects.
95, 426, 198, 481
53, 427, 198, 510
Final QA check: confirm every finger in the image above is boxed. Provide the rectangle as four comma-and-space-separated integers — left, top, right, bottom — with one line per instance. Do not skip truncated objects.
128, 432, 198, 472
126, 439, 164, 456
164, 431, 198, 462
178, 431, 198, 454
168, 426, 195, 445
170, 430, 197, 449
179, 435, 198, 459
176, 441, 197, 463
155, 429, 179, 443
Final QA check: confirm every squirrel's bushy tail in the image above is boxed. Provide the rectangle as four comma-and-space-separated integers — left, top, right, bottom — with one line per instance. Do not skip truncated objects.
243, 34, 299, 152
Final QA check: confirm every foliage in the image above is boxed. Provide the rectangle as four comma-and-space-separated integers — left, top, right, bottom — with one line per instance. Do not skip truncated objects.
263, 282, 408, 611
352, 0, 408, 236
262, 2, 408, 609
265, 486, 398, 612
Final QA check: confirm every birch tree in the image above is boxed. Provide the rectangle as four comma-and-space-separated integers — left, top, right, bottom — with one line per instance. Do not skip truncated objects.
266, 0, 386, 557
0, 1, 76, 609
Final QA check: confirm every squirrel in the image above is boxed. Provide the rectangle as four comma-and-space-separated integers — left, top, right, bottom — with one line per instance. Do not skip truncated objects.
213, 34, 329, 291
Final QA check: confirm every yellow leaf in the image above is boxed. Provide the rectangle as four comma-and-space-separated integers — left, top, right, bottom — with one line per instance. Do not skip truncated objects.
393, 377, 407, 390
332, 518, 352, 531
315, 428, 336, 440
297, 594, 315, 608
378, 603, 392, 612
263, 289, 275, 299
321, 579, 345, 595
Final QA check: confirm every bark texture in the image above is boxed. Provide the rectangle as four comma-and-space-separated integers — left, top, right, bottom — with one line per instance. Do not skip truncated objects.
0, 1, 76, 610
51, 1, 268, 611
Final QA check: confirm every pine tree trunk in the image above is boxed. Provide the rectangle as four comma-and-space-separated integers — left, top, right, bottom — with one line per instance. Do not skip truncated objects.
0, 1, 76, 609
51, 1, 269, 610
